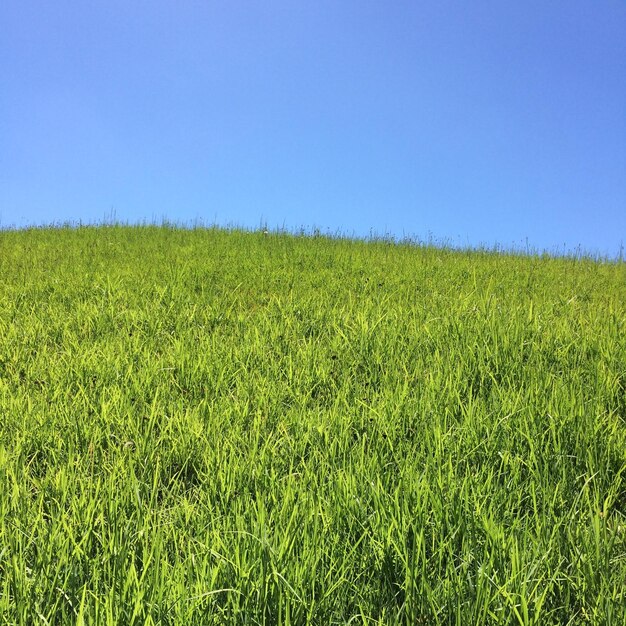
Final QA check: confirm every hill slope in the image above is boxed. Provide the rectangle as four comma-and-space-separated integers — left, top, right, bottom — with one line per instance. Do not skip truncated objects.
0, 226, 625, 624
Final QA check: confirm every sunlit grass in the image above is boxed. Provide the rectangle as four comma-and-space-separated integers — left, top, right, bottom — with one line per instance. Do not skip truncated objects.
0, 225, 624, 624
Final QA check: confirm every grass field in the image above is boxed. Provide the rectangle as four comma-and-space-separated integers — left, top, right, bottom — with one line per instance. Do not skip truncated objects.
0, 225, 625, 625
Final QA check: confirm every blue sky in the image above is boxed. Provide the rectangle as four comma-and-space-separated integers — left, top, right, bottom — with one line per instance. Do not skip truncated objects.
1, 1, 625, 256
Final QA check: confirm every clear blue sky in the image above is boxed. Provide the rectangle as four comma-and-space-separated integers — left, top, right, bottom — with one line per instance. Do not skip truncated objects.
2, 2, 625, 256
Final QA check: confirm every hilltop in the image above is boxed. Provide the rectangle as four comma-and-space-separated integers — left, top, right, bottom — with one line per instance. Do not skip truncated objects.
0, 225, 624, 624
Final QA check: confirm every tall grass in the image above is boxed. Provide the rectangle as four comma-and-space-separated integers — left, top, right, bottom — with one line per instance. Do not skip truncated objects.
0, 225, 624, 624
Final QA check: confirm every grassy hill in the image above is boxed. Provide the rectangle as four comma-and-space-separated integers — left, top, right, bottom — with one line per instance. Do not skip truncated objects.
0, 225, 624, 624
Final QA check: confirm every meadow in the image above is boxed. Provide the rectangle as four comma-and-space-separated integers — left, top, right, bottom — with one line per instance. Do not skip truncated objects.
0, 225, 624, 625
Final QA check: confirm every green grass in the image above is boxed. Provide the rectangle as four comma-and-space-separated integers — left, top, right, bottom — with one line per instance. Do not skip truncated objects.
0, 224, 624, 625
